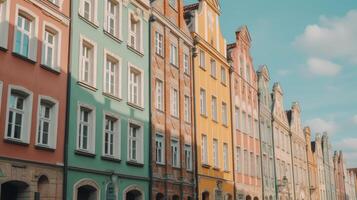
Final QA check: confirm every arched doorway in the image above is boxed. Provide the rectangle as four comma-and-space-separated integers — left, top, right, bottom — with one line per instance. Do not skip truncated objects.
172, 195, 179, 200
253, 197, 259, 200
37, 175, 50, 199
246, 195, 252, 200
225, 194, 233, 200
74, 179, 100, 200
126, 189, 143, 200
1, 180, 29, 200
156, 193, 164, 200
202, 191, 210, 200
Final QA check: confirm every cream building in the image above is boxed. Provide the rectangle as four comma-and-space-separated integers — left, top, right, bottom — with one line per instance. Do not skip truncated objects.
314, 133, 327, 200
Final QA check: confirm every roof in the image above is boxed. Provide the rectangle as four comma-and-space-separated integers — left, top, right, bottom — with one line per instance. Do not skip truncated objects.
184, 3, 199, 12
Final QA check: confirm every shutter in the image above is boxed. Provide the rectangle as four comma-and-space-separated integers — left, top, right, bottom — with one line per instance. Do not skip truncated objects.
0, 2, 9, 49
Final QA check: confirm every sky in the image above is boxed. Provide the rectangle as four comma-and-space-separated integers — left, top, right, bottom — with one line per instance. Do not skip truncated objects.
185, 0, 357, 167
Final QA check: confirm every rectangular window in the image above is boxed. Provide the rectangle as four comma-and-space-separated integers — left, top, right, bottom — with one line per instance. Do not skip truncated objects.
250, 152, 255, 176
170, 43, 178, 66
105, 0, 119, 36
222, 102, 228, 126
235, 107, 240, 130
244, 150, 248, 175
129, 13, 141, 51
171, 139, 180, 168
199, 50, 205, 68
184, 53, 190, 74
236, 147, 241, 172
128, 65, 143, 107
80, 38, 96, 86
200, 88, 206, 116
155, 79, 163, 111
15, 15, 31, 57
128, 122, 143, 163
213, 139, 218, 168
202, 135, 208, 164
242, 112, 246, 133
37, 100, 57, 147
256, 155, 261, 178
171, 88, 179, 117
78, 106, 94, 152
103, 115, 119, 158
223, 143, 228, 171
254, 119, 259, 138
211, 96, 217, 121
0, 2, 9, 49
185, 144, 192, 171
104, 53, 120, 97
155, 134, 165, 164
184, 95, 191, 123
7, 92, 27, 141
221, 66, 226, 84
155, 32, 163, 56
42, 29, 57, 68
210, 59, 216, 78
247, 115, 252, 136
82, 0, 92, 21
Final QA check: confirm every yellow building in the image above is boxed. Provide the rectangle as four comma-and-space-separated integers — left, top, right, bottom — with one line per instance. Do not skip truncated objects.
184, 1, 234, 199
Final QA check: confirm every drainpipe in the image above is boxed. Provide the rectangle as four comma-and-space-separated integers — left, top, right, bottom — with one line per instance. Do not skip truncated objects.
63, 0, 73, 199
257, 91, 265, 199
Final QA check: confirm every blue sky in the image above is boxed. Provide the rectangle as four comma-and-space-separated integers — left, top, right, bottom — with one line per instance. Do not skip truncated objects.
185, 0, 357, 167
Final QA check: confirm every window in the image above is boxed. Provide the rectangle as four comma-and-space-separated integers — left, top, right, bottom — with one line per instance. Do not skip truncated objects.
200, 88, 206, 115
213, 139, 218, 168
185, 145, 192, 171
234, 107, 240, 130
202, 135, 208, 164
155, 134, 164, 164
128, 122, 143, 163
222, 102, 228, 126
171, 139, 180, 168
155, 79, 164, 111
42, 26, 60, 70
171, 88, 179, 117
155, 32, 163, 56
199, 50, 205, 68
14, 9, 38, 61
104, 51, 121, 98
5, 86, 33, 143
36, 97, 58, 148
129, 12, 142, 52
0, 0, 9, 48
221, 66, 226, 84
48, 0, 59, 5
210, 59, 216, 78
242, 112, 246, 132
254, 119, 259, 139
77, 105, 95, 153
223, 143, 228, 171
184, 95, 191, 123
246, 64, 251, 82
170, 43, 178, 66
105, 0, 121, 38
80, 0, 97, 23
183, 52, 190, 74
211, 96, 217, 121
250, 152, 255, 176
128, 65, 143, 107
103, 115, 120, 158
244, 150, 248, 175
247, 115, 252, 136
236, 147, 241, 172
256, 155, 261, 178
79, 37, 96, 87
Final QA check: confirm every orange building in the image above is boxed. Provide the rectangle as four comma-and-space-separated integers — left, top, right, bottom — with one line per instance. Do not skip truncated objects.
0, 0, 69, 198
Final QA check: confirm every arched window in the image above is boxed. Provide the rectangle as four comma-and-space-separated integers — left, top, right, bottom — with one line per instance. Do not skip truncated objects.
37, 175, 50, 199
106, 182, 116, 200
156, 193, 164, 200
73, 179, 100, 200
1, 180, 29, 200
202, 191, 210, 200
172, 195, 179, 200
123, 185, 144, 200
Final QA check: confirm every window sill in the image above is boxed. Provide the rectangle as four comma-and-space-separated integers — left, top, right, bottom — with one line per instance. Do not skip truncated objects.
155, 52, 164, 59
78, 14, 99, 29
103, 92, 122, 102
0, 46, 7, 52
127, 160, 144, 167
75, 150, 96, 158
199, 66, 206, 71
222, 124, 229, 128
156, 162, 166, 166
201, 163, 211, 169
212, 119, 218, 123
103, 30, 122, 44
156, 108, 165, 114
127, 45, 144, 57
184, 72, 191, 77
221, 82, 227, 87
12, 52, 36, 64
4, 138, 29, 146
40, 64, 61, 74
213, 167, 220, 171
127, 102, 144, 111
35, 144, 55, 152
184, 121, 191, 125
200, 114, 208, 118
186, 169, 193, 173
170, 63, 178, 69
211, 75, 217, 80
77, 81, 98, 92
171, 115, 180, 120
224, 170, 230, 173
101, 156, 121, 163
172, 166, 181, 170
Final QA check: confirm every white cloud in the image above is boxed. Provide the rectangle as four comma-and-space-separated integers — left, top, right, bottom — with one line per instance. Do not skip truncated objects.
352, 115, 357, 124
335, 139, 357, 168
305, 118, 338, 134
294, 10, 357, 64
277, 69, 290, 76
307, 57, 342, 76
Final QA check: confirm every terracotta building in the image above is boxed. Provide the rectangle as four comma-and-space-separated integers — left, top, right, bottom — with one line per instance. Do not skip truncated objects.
0, 0, 70, 199
185, 0, 235, 199
227, 26, 262, 200
305, 127, 319, 200
334, 151, 346, 200
150, 0, 195, 199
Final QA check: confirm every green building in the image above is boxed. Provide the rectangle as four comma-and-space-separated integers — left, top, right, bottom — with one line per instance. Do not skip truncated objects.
66, 0, 150, 199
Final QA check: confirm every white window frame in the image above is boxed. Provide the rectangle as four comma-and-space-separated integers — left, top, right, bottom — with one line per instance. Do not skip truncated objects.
76, 103, 96, 153
221, 66, 226, 85
155, 79, 164, 111
0, 81, 3, 113
171, 138, 180, 168
103, 49, 122, 98
171, 87, 179, 118
104, 0, 122, 39
155, 31, 163, 56
211, 96, 217, 121
127, 120, 144, 164
202, 134, 208, 165
199, 49, 205, 68
128, 63, 144, 108
234, 107, 240, 130
13, 5, 39, 61
223, 143, 228, 171
236, 146, 241, 172
210, 59, 216, 78
155, 133, 165, 164
5, 85, 33, 144
222, 102, 228, 126
213, 139, 219, 168
79, 35, 97, 87
102, 112, 120, 159
128, 10, 143, 53
185, 144, 192, 171
200, 88, 206, 116
79, 0, 98, 25
184, 95, 190, 123
170, 43, 178, 66
0, 0, 10, 49
183, 51, 190, 75
35, 95, 59, 149
42, 22, 61, 71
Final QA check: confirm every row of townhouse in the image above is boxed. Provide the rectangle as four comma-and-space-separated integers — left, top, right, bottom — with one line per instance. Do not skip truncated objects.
0, 0, 356, 200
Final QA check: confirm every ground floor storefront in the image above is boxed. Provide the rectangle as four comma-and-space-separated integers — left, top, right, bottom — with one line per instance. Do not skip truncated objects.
198, 176, 234, 200
151, 177, 195, 200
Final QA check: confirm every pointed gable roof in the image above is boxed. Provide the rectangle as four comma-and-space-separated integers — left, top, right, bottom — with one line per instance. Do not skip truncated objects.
257, 65, 270, 80
205, 0, 221, 14
236, 25, 252, 46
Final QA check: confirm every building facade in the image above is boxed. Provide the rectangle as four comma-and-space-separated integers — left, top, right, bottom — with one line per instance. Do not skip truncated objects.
314, 133, 327, 200
305, 127, 319, 200
346, 169, 357, 200
272, 83, 294, 200
0, 0, 69, 199
257, 65, 276, 200
334, 151, 346, 200
322, 133, 336, 200
227, 26, 262, 200
288, 103, 309, 200
150, 0, 195, 199
184, 0, 235, 199
65, 0, 151, 199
